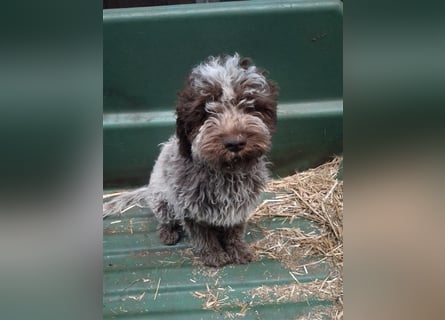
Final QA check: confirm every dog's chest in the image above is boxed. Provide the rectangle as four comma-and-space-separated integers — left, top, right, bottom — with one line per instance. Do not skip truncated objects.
178, 166, 266, 226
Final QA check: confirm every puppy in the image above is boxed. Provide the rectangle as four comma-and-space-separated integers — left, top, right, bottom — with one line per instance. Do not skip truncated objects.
104, 53, 279, 267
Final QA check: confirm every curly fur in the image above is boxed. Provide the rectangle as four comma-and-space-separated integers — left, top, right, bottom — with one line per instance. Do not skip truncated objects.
104, 53, 279, 267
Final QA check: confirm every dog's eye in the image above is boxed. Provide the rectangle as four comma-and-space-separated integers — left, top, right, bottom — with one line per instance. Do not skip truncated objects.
244, 105, 256, 113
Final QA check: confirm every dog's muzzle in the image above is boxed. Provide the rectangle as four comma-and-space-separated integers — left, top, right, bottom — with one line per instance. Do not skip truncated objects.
223, 136, 247, 153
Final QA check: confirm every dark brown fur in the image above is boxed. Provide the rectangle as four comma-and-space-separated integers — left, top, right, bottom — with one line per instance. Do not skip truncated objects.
176, 81, 208, 158
183, 219, 253, 267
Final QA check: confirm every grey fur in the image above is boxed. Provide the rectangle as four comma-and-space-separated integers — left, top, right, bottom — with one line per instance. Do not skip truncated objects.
148, 136, 268, 227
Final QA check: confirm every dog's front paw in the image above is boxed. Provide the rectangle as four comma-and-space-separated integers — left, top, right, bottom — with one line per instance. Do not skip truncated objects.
200, 249, 231, 267
225, 242, 254, 264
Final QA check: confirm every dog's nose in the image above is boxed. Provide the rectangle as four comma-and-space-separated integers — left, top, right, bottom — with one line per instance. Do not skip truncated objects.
224, 137, 246, 153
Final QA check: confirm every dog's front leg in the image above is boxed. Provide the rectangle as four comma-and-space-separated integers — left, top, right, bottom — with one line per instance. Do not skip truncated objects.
222, 223, 254, 264
184, 219, 231, 267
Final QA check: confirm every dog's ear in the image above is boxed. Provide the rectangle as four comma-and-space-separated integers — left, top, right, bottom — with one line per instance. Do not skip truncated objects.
176, 80, 207, 159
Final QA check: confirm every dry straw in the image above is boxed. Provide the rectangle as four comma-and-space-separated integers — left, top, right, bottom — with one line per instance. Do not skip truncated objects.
250, 156, 343, 318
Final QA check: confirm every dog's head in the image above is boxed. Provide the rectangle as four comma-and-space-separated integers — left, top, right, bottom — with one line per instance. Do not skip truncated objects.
176, 53, 279, 169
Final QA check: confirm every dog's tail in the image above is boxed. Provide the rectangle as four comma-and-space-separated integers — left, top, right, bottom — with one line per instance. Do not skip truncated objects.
103, 187, 149, 219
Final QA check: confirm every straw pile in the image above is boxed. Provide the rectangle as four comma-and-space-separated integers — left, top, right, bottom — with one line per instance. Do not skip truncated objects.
252, 157, 342, 240
250, 156, 343, 318
252, 156, 343, 265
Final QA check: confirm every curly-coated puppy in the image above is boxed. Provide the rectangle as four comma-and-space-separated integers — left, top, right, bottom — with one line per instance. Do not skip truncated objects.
104, 53, 279, 267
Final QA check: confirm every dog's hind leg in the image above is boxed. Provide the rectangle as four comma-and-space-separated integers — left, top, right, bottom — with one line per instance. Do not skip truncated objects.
151, 197, 182, 245
184, 219, 231, 267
